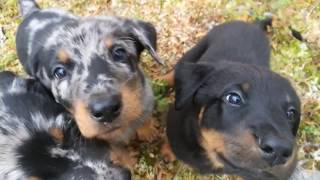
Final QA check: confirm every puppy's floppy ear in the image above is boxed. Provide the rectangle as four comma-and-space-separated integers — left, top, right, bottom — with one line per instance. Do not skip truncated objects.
126, 20, 164, 65
175, 62, 215, 110
25, 78, 53, 97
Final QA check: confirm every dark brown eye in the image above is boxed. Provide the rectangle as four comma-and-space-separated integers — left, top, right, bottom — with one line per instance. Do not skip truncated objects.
287, 107, 296, 120
112, 47, 127, 62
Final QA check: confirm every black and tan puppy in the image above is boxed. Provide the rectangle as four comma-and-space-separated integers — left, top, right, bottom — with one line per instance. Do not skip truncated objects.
0, 71, 131, 180
16, 0, 162, 166
166, 20, 300, 180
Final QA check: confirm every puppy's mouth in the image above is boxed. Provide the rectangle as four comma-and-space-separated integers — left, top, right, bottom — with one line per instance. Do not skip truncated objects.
215, 152, 276, 179
101, 122, 121, 133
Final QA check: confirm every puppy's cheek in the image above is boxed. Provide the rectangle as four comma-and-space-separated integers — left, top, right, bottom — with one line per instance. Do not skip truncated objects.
201, 129, 266, 171
56, 80, 70, 99
51, 84, 59, 99
119, 85, 143, 126
200, 128, 226, 170
95, 84, 143, 143
51, 81, 67, 102
72, 100, 100, 138
224, 130, 265, 169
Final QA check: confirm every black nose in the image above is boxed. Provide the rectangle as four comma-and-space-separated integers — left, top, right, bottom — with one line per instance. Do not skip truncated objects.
89, 95, 122, 123
258, 135, 293, 166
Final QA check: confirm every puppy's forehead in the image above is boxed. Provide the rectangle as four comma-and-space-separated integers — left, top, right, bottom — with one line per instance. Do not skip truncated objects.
43, 17, 139, 75
209, 64, 298, 101
45, 17, 137, 57
242, 74, 298, 105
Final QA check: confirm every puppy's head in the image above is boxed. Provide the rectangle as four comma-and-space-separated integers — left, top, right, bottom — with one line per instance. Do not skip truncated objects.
31, 17, 161, 142
175, 61, 300, 179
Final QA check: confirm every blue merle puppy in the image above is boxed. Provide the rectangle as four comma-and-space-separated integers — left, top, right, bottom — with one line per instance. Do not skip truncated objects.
0, 71, 131, 180
16, 0, 162, 165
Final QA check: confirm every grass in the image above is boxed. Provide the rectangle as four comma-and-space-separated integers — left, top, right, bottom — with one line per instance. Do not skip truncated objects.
0, 0, 319, 179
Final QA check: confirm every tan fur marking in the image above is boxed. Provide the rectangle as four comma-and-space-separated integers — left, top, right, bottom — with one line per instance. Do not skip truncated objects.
239, 130, 257, 148
71, 77, 148, 144
57, 50, 70, 64
201, 128, 297, 175
160, 137, 176, 162
104, 37, 113, 49
121, 85, 142, 123
241, 82, 250, 92
136, 117, 160, 142
49, 128, 64, 142
97, 80, 143, 143
157, 71, 174, 87
110, 145, 138, 170
73, 100, 100, 138
227, 130, 262, 166
200, 128, 225, 169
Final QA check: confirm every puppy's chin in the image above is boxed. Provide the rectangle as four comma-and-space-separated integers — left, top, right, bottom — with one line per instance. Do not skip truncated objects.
200, 128, 297, 179
96, 97, 144, 143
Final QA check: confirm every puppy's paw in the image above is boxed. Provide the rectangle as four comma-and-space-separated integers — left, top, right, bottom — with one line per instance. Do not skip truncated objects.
160, 139, 176, 162
136, 118, 160, 142
110, 145, 138, 170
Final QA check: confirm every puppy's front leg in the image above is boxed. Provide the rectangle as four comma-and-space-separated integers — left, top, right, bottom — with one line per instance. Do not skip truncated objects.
136, 116, 160, 142
160, 136, 176, 162
110, 144, 138, 170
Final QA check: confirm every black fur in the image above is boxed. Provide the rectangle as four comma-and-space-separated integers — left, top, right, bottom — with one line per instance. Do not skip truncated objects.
167, 20, 300, 180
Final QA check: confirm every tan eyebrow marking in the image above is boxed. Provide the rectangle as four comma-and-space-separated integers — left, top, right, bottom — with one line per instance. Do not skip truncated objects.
241, 82, 250, 92
104, 37, 113, 49
57, 49, 70, 64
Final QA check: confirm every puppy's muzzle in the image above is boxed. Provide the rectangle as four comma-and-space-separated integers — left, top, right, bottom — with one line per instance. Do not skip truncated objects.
89, 94, 122, 123
255, 133, 293, 166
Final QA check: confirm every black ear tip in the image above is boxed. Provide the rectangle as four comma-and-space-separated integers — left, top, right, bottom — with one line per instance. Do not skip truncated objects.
146, 46, 165, 66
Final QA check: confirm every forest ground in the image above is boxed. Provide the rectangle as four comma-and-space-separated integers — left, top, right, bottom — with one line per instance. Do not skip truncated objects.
0, 0, 319, 179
